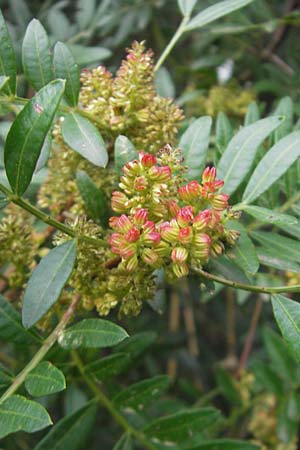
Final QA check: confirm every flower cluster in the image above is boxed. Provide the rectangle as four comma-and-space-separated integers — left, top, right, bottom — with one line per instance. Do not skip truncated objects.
109, 147, 240, 280
80, 41, 183, 152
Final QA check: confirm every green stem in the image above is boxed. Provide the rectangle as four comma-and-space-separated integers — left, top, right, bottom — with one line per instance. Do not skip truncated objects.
192, 266, 300, 294
71, 351, 159, 450
154, 15, 190, 72
0, 295, 80, 403
0, 182, 107, 248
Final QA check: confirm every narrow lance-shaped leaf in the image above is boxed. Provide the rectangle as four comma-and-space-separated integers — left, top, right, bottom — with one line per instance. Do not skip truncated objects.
178, 0, 197, 16
22, 19, 53, 90
244, 101, 260, 126
185, 0, 255, 31
251, 231, 300, 264
192, 440, 260, 449
85, 353, 130, 381
53, 41, 80, 106
242, 205, 297, 226
0, 75, 9, 93
114, 135, 137, 174
76, 170, 110, 226
226, 221, 259, 274
0, 395, 52, 439
113, 433, 133, 450
179, 116, 212, 180
113, 375, 171, 410
0, 9, 16, 94
4, 79, 65, 195
217, 116, 283, 195
154, 67, 175, 98
33, 402, 97, 450
22, 239, 77, 328
215, 112, 233, 154
25, 361, 66, 397
62, 113, 108, 167
243, 131, 300, 204
59, 318, 129, 349
271, 294, 300, 363
34, 133, 52, 173
144, 408, 220, 443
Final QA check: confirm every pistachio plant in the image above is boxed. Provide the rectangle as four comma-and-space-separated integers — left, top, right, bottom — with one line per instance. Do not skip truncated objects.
1, 1, 300, 449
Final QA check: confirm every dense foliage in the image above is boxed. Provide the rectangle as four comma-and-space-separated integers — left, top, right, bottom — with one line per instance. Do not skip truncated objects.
1, 1, 300, 449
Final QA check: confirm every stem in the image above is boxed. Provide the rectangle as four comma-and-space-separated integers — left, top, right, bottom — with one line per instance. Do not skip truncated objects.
0, 295, 80, 403
0, 182, 107, 248
191, 266, 300, 294
237, 298, 263, 377
154, 16, 190, 72
71, 351, 159, 450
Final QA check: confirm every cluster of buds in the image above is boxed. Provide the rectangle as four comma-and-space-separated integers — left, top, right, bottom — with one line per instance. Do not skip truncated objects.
79, 41, 183, 152
109, 147, 240, 279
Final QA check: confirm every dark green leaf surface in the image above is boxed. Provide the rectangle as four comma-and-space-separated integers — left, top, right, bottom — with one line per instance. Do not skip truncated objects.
0, 395, 52, 439
243, 131, 300, 204
242, 205, 297, 226
185, 0, 255, 31
144, 408, 220, 442
62, 113, 108, 167
4, 79, 65, 195
251, 231, 300, 264
0, 10, 16, 94
187, 439, 260, 449
272, 294, 300, 363
85, 353, 130, 381
34, 402, 97, 450
58, 318, 129, 349
76, 170, 109, 226
22, 240, 76, 328
35, 133, 52, 173
179, 116, 212, 180
53, 42, 80, 106
217, 116, 282, 195
113, 375, 171, 410
0, 294, 38, 343
25, 361, 66, 397
114, 135, 137, 174
113, 433, 133, 450
22, 19, 53, 90
226, 221, 259, 274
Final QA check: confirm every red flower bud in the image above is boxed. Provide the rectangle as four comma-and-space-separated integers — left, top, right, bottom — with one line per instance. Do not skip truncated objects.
148, 165, 171, 182
140, 153, 157, 167
178, 227, 192, 244
202, 166, 216, 184
176, 206, 194, 227
133, 208, 148, 226
211, 193, 229, 210
134, 176, 147, 191
178, 180, 201, 202
111, 191, 128, 212
125, 226, 140, 242
171, 247, 188, 263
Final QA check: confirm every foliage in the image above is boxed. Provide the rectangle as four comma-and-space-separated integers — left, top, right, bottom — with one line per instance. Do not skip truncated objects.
0, 1, 300, 450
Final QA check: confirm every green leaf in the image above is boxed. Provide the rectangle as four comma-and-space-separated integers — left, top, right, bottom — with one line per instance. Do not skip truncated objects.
0, 294, 38, 343
0, 395, 52, 439
251, 231, 300, 264
0, 75, 9, 93
263, 328, 298, 384
113, 433, 133, 450
22, 240, 76, 328
186, 439, 260, 449
53, 42, 80, 106
76, 0, 96, 29
0, 365, 12, 389
242, 205, 297, 226
217, 116, 283, 195
243, 131, 300, 204
257, 247, 300, 273
215, 112, 233, 154
212, 256, 251, 285
185, 0, 255, 31
271, 294, 300, 364
114, 135, 137, 175
76, 170, 109, 226
33, 402, 97, 450
253, 361, 284, 396
4, 79, 65, 195
244, 101, 260, 126
178, 0, 197, 16
0, 10, 16, 94
58, 318, 129, 349
273, 96, 293, 141
68, 45, 112, 66
179, 116, 212, 180
35, 133, 52, 173
25, 361, 66, 397
154, 67, 175, 98
114, 331, 157, 360
226, 221, 259, 274
144, 408, 220, 443
61, 113, 108, 167
22, 19, 53, 90
113, 375, 171, 411
85, 353, 130, 381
